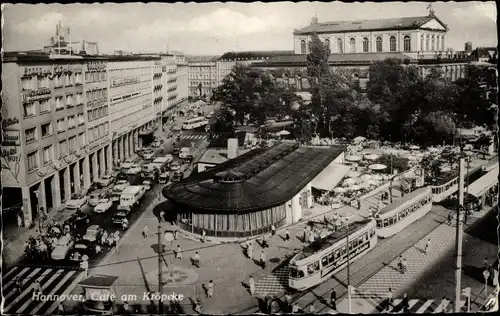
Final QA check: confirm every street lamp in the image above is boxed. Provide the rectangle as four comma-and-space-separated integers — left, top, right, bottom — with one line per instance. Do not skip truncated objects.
339, 214, 354, 314
483, 269, 490, 298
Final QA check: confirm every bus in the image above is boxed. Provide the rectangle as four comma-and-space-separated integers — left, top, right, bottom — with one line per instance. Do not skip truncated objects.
289, 219, 377, 291
182, 117, 209, 130
375, 187, 433, 238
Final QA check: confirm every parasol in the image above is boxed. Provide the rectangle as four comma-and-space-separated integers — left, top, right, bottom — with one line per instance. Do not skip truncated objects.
345, 155, 362, 162
369, 164, 387, 171
364, 154, 380, 161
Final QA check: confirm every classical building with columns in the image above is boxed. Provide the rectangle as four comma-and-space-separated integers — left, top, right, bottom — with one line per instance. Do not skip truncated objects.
1, 52, 167, 224
163, 142, 345, 239
252, 13, 469, 86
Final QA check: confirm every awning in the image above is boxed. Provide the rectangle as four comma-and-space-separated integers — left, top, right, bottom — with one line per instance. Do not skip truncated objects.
467, 168, 499, 198
311, 163, 351, 191
78, 275, 119, 289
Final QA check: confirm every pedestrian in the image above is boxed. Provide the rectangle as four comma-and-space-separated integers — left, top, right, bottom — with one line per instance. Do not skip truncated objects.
194, 295, 202, 314
402, 293, 409, 313
57, 301, 65, 315
425, 238, 431, 255
207, 280, 214, 298
309, 230, 315, 243
397, 255, 403, 273
159, 211, 165, 223
121, 218, 128, 230
292, 302, 300, 313
447, 212, 453, 225
309, 304, 316, 313
284, 293, 292, 311
247, 241, 253, 259
201, 230, 206, 243
262, 234, 269, 248
357, 199, 361, 210
401, 257, 407, 274
260, 249, 266, 269
176, 245, 183, 259
484, 257, 490, 270
493, 268, 498, 287
285, 229, 291, 243
271, 224, 276, 236
81, 258, 89, 277
303, 227, 309, 243
14, 276, 22, 294
142, 225, 149, 238
386, 287, 393, 311
174, 230, 178, 240
330, 290, 337, 311
193, 251, 200, 268
17, 212, 23, 228
249, 276, 255, 296
114, 233, 120, 253
95, 244, 102, 255
33, 279, 42, 294
123, 301, 129, 314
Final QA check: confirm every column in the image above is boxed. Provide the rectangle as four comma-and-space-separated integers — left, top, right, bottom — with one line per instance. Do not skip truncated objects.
37, 180, 47, 214
106, 145, 113, 175
83, 155, 91, 190
51, 173, 62, 209
73, 162, 81, 193
291, 193, 302, 223
121, 137, 126, 160
21, 186, 33, 223
306, 183, 313, 208
128, 133, 133, 156
138, 131, 143, 148
64, 167, 71, 201
92, 153, 99, 182
124, 135, 129, 159
113, 141, 118, 164
99, 149, 105, 177
135, 130, 139, 150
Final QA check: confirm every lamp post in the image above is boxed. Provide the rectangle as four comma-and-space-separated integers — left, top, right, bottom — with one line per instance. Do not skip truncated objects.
454, 149, 466, 312
157, 224, 163, 314
340, 214, 354, 314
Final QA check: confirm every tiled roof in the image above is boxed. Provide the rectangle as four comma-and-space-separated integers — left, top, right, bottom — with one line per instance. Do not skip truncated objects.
218, 50, 295, 61
294, 16, 446, 34
185, 55, 220, 62
163, 143, 346, 212
253, 52, 415, 66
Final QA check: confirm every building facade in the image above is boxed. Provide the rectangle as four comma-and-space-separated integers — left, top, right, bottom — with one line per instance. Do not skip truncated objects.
1, 53, 171, 224
160, 53, 189, 120
186, 56, 219, 99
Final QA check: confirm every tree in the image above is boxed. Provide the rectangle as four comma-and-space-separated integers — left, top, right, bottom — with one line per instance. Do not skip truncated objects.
306, 32, 331, 80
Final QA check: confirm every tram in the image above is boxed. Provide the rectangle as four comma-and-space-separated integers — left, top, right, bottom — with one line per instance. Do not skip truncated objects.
288, 219, 377, 291
375, 187, 432, 238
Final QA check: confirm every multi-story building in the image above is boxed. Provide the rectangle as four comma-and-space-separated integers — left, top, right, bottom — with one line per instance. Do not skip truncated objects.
186, 55, 219, 99
159, 53, 189, 120
1, 52, 167, 224
253, 13, 469, 85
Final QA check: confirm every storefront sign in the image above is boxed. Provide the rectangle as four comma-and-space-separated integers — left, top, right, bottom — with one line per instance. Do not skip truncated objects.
2, 117, 20, 128
23, 67, 51, 76
53, 64, 70, 74
87, 61, 106, 71
110, 76, 140, 88
2, 130, 21, 146
22, 88, 51, 103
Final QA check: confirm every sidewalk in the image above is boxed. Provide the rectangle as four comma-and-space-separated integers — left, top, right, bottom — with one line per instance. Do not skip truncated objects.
334, 205, 493, 314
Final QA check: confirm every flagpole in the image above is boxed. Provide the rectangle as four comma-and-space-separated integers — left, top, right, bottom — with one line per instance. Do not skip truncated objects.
69, 26, 72, 56
58, 21, 61, 54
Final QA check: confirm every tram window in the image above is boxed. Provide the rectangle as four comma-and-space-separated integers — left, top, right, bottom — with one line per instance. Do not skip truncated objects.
342, 247, 347, 255
370, 229, 375, 237
321, 256, 328, 267
388, 217, 393, 225
335, 250, 340, 259
353, 239, 358, 248
307, 262, 319, 274
383, 219, 388, 226
328, 253, 335, 262
377, 220, 382, 228
349, 242, 353, 251
393, 215, 397, 223
359, 236, 365, 243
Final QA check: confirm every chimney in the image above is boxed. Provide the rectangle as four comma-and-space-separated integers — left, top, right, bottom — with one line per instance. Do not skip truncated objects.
228, 138, 238, 159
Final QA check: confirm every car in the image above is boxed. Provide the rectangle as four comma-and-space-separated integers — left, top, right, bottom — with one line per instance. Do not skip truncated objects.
96, 175, 115, 187
116, 179, 128, 185
88, 189, 110, 207
172, 125, 181, 131
144, 151, 155, 161
83, 225, 101, 242
69, 240, 94, 262
142, 180, 152, 191
173, 146, 181, 155
112, 211, 128, 225
51, 235, 75, 260
159, 172, 169, 184
66, 194, 88, 211
170, 162, 181, 171
121, 159, 134, 170
65, 211, 91, 229
94, 198, 113, 213
152, 141, 161, 148
171, 171, 183, 182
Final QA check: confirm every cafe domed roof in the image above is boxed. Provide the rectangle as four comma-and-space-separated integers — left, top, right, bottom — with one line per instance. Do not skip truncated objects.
163, 143, 346, 213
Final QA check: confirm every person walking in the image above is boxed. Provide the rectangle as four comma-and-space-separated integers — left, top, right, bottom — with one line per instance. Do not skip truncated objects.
402, 293, 410, 313
262, 234, 269, 248
95, 244, 102, 255
174, 230, 178, 240
176, 245, 183, 260
159, 211, 165, 223
17, 212, 23, 228
260, 249, 267, 269
207, 280, 214, 298
201, 230, 206, 243
193, 252, 200, 268
194, 295, 202, 314
142, 225, 149, 239
447, 212, 453, 226
81, 258, 89, 277
397, 256, 403, 273
271, 224, 276, 236
425, 238, 431, 255
303, 227, 309, 243
357, 199, 361, 210
401, 257, 408, 274
292, 302, 300, 313
330, 289, 337, 311
33, 279, 42, 295
14, 276, 22, 295
285, 229, 291, 243
308, 230, 315, 243
386, 288, 393, 311
114, 232, 120, 253
249, 276, 255, 296
246, 241, 253, 259
484, 257, 490, 270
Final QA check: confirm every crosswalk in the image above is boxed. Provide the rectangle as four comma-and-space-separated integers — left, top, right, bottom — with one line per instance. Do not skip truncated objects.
180, 134, 206, 140
255, 266, 290, 297
2, 265, 84, 314
324, 297, 466, 314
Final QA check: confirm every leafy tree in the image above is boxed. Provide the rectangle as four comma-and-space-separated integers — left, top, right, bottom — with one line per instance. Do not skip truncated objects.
377, 154, 410, 174
306, 32, 331, 81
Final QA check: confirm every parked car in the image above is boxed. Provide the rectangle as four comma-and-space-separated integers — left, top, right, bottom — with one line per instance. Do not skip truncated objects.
94, 198, 113, 213
96, 175, 115, 188
121, 159, 134, 170
170, 162, 181, 171
51, 235, 75, 260
159, 172, 169, 184
66, 194, 88, 211
83, 225, 101, 242
88, 189, 110, 207
69, 240, 94, 262
112, 211, 128, 225
171, 171, 183, 182
144, 151, 155, 161
65, 211, 91, 229
142, 180, 152, 191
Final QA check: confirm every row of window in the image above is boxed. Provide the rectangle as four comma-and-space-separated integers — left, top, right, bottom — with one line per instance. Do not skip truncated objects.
190, 81, 216, 87
26, 132, 87, 171
24, 114, 85, 144
376, 194, 432, 228
301, 35, 413, 54
431, 178, 458, 195
189, 74, 216, 79
21, 73, 83, 91
86, 88, 108, 101
420, 34, 446, 52
88, 122, 109, 144
85, 71, 107, 83
87, 105, 109, 122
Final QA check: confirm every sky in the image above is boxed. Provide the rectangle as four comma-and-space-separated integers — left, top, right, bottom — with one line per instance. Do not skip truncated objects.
2, 2, 497, 55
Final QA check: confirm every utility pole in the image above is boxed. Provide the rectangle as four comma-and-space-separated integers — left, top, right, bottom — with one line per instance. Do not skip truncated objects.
454, 155, 465, 312
158, 224, 163, 314
341, 214, 354, 314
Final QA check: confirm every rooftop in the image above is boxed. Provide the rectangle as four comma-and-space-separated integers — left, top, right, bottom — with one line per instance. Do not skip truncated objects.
163, 143, 346, 212
185, 55, 220, 63
2, 51, 161, 63
253, 53, 415, 67
218, 50, 295, 61
294, 15, 447, 35
198, 148, 252, 165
